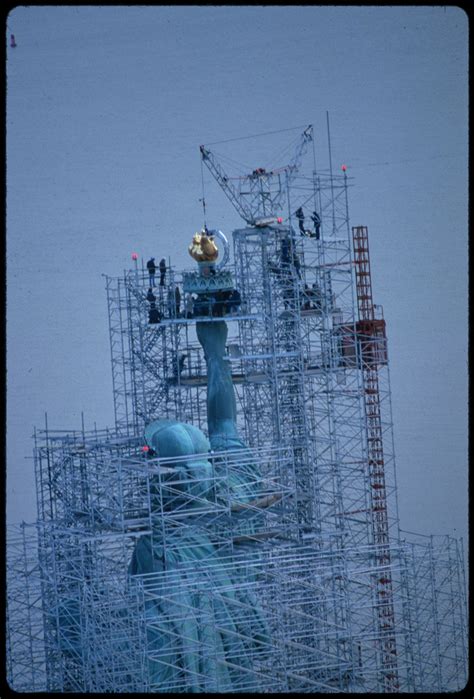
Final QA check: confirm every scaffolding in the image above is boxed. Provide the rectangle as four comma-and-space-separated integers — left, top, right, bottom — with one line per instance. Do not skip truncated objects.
7, 514, 467, 692
7, 126, 467, 692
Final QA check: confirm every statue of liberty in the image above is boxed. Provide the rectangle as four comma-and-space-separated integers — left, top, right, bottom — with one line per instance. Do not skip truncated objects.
129, 233, 269, 691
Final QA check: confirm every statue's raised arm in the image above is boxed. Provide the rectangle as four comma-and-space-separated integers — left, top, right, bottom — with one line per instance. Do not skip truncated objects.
196, 320, 246, 452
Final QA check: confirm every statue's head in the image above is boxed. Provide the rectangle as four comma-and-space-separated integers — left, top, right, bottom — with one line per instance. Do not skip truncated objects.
144, 419, 213, 506
145, 419, 210, 456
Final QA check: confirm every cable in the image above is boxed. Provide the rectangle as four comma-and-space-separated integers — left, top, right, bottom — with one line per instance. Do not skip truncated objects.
203, 124, 311, 147
200, 157, 207, 229
264, 134, 302, 172
350, 153, 465, 168
210, 149, 255, 174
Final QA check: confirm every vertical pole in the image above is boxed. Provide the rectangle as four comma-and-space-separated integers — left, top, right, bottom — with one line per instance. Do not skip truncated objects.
343, 168, 350, 239
326, 111, 337, 236
429, 535, 442, 690
458, 537, 468, 685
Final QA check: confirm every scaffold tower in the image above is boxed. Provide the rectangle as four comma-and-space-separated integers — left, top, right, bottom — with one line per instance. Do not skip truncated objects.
7, 125, 467, 693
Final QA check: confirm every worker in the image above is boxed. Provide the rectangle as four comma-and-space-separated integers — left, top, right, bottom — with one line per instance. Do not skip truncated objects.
280, 236, 301, 278
293, 251, 301, 279
146, 287, 156, 305
281, 237, 291, 268
159, 258, 166, 287
311, 211, 321, 239
295, 207, 306, 236
10, 34, 17, 48
167, 287, 175, 318
147, 258, 157, 287
173, 353, 188, 378
174, 285, 181, 317
302, 284, 312, 310
184, 293, 194, 319
148, 307, 161, 324
228, 289, 241, 315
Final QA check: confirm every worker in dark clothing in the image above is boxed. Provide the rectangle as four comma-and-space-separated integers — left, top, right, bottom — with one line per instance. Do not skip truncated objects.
159, 258, 166, 287
147, 288, 158, 323
228, 289, 241, 314
146, 288, 156, 305
281, 237, 291, 267
293, 251, 301, 279
173, 353, 188, 379
174, 286, 181, 317
213, 291, 225, 318
311, 211, 321, 240
167, 287, 175, 318
148, 307, 161, 324
280, 236, 301, 278
295, 207, 306, 236
147, 258, 157, 287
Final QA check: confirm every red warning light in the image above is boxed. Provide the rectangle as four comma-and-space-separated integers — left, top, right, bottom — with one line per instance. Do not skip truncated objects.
341, 164, 347, 172
142, 445, 150, 452
131, 252, 138, 261
277, 217, 283, 224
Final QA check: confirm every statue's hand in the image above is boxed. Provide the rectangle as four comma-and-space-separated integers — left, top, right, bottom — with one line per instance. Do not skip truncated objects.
196, 320, 228, 357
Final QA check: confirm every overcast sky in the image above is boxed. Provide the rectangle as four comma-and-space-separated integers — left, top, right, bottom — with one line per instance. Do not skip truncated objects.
6, 6, 468, 556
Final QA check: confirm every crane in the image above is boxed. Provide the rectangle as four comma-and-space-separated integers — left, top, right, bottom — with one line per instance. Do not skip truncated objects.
200, 125, 313, 226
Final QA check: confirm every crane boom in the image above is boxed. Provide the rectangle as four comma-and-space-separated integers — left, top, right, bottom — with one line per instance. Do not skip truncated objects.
200, 145, 255, 224
286, 125, 313, 181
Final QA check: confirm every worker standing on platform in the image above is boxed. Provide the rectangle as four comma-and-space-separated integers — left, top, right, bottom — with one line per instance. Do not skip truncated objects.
179, 353, 187, 376
311, 211, 321, 239
281, 237, 291, 270
184, 293, 194, 319
174, 285, 181, 317
147, 258, 157, 287
295, 207, 306, 236
280, 235, 301, 279
159, 258, 167, 287
172, 353, 187, 379
147, 286, 161, 323
167, 286, 175, 318
302, 284, 312, 310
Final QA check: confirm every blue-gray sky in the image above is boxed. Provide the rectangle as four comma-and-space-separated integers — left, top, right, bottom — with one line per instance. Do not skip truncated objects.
6, 6, 468, 552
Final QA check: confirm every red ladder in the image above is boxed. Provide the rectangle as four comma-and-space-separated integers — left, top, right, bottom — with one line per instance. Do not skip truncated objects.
352, 226, 399, 692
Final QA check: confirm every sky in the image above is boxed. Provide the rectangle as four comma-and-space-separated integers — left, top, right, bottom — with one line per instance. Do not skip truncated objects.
6, 6, 468, 557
